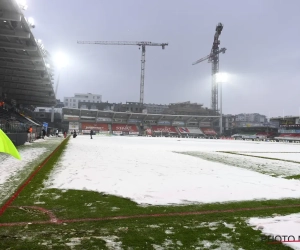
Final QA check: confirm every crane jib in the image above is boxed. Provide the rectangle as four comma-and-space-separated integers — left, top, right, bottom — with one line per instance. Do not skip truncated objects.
77, 40, 168, 103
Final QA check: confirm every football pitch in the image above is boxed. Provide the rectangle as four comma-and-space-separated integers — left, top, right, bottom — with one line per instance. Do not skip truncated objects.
0, 136, 300, 249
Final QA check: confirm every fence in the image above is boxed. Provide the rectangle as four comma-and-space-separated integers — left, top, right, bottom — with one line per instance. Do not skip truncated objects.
0, 119, 27, 133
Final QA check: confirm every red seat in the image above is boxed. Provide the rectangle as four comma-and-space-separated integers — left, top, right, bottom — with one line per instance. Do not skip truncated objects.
200, 127, 217, 136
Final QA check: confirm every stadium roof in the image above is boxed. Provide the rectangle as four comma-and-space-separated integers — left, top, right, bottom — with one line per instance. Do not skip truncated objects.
62, 108, 220, 123
0, 0, 56, 106
270, 116, 299, 120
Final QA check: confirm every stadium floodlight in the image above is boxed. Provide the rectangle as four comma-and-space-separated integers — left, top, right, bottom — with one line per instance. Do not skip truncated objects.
54, 52, 68, 69
51, 52, 69, 123
216, 73, 228, 83
16, 0, 28, 10
216, 72, 229, 135
27, 17, 35, 28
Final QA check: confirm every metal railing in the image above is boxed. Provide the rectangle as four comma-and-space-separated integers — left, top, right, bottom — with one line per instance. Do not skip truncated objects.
0, 120, 27, 133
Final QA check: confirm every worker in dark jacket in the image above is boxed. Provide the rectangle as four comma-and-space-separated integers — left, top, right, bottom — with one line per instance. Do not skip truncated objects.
42, 128, 46, 139
73, 130, 77, 138
90, 130, 93, 139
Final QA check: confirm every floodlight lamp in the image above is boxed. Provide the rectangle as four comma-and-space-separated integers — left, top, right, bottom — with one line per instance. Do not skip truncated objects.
54, 52, 68, 69
16, 0, 27, 10
216, 72, 228, 83
27, 17, 35, 28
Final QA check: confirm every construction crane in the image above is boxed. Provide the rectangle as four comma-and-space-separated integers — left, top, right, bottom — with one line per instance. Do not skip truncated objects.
77, 41, 168, 104
192, 23, 226, 113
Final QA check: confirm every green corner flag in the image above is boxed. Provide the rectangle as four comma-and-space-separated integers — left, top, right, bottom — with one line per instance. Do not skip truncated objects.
0, 129, 21, 160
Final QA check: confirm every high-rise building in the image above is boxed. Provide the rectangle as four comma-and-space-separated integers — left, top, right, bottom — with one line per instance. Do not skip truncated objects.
235, 113, 267, 126
143, 103, 169, 114
64, 93, 102, 109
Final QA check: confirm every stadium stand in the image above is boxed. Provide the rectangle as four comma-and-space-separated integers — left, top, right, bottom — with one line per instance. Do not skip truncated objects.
62, 108, 224, 138
0, 0, 56, 145
275, 133, 300, 141
112, 124, 139, 135
0, 104, 42, 144
269, 118, 300, 141
151, 125, 179, 137
231, 127, 278, 140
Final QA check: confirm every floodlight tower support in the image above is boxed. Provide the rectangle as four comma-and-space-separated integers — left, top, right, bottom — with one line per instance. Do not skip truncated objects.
192, 23, 226, 113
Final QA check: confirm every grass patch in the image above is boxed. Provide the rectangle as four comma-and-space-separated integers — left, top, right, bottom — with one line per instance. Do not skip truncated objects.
1, 141, 300, 248
285, 174, 300, 180
0, 207, 297, 249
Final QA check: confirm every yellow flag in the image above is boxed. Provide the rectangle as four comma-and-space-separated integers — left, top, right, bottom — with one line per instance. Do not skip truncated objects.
0, 129, 21, 160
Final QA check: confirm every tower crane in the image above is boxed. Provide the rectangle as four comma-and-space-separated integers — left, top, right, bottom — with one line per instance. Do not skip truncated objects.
192, 23, 226, 113
77, 41, 168, 104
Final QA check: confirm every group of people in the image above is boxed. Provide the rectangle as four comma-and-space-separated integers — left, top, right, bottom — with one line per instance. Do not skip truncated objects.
54, 129, 67, 138
26, 127, 68, 142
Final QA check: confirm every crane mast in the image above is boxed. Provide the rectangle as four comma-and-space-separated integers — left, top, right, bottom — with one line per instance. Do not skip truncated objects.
192, 23, 226, 113
77, 41, 168, 103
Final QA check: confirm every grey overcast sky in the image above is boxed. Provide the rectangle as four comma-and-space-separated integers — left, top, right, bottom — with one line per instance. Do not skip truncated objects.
25, 0, 300, 117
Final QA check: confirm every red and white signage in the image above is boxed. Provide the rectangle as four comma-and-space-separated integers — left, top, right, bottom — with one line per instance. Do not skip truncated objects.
178, 127, 190, 133
81, 123, 109, 131
129, 132, 139, 135
112, 124, 138, 132
151, 126, 177, 133
113, 131, 122, 135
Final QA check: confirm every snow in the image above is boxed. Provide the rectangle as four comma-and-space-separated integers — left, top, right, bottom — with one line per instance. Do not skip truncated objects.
65, 236, 122, 249
0, 147, 47, 185
165, 229, 174, 234
186, 151, 300, 177
197, 240, 239, 250
0, 137, 64, 204
248, 213, 300, 250
45, 136, 300, 205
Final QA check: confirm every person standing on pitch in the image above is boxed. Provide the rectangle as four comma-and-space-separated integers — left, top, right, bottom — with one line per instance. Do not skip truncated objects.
90, 129, 93, 139
42, 128, 46, 139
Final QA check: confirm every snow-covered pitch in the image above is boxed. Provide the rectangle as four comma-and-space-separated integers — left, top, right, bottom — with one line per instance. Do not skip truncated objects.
45, 136, 300, 205
249, 213, 300, 250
